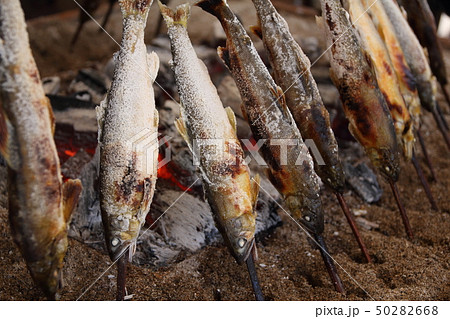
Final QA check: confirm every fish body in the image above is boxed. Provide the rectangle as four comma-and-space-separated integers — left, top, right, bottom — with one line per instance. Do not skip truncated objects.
397, 0, 447, 86
374, 0, 438, 114
97, 0, 159, 262
363, 0, 422, 130
159, 2, 258, 264
251, 0, 345, 192
346, 0, 413, 159
0, 0, 82, 299
197, 0, 324, 235
317, 0, 400, 182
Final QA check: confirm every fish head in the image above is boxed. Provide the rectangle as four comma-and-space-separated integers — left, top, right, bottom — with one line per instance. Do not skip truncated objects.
285, 195, 324, 235
222, 214, 256, 265
366, 146, 400, 182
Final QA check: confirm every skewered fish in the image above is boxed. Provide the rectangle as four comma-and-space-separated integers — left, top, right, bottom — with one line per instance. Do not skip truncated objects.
97, 0, 159, 277
250, 0, 370, 263
197, 0, 345, 293
317, 0, 413, 239
0, 0, 82, 299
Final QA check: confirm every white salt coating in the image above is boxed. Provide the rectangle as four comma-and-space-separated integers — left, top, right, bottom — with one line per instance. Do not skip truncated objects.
97, 0, 159, 259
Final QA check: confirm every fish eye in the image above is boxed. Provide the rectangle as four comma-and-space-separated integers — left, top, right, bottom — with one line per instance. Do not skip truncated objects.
237, 238, 247, 248
111, 238, 120, 247
304, 215, 311, 222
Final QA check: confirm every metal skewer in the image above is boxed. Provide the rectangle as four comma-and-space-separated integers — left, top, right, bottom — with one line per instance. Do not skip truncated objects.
411, 152, 438, 211
389, 181, 414, 240
245, 245, 264, 301
314, 234, 345, 294
335, 192, 371, 263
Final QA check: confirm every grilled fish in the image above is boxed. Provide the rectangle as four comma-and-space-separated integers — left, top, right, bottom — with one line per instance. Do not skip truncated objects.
250, 0, 345, 192
197, 0, 345, 293
397, 0, 447, 87
363, 0, 422, 130
97, 0, 159, 262
159, 1, 259, 264
345, 0, 414, 160
0, 0, 82, 299
317, 0, 400, 182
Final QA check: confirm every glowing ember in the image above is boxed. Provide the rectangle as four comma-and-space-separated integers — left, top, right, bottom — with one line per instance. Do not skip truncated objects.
157, 153, 192, 192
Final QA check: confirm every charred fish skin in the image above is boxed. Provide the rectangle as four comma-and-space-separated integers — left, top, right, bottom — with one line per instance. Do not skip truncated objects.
251, 0, 345, 193
376, 0, 438, 114
317, 0, 400, 182
0, 0, 82, 299
159, 1, 258, 264
196, 0, 324, 235
97, 0, 159, 262
345, 0, 414, 160
397, 0, 447, 87
363, 0, 422, 130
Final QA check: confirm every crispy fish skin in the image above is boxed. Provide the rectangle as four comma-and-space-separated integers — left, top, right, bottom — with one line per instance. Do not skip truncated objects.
363, 0, 422, 130
0, 0, 82, 299
375, 0, 438, 115
397, 0, 447, 86
251, 0, 345, 193
317, 0, 400, 182
346, 0, 413, 160
97, 0, 159, 262
159, 2, 258, 264
196, 0, 324, 235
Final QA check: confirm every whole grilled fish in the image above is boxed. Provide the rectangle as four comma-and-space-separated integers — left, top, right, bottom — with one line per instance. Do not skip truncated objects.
363, 0, 422, 130
345, 0, 414, 160
97, 0, 159, 262
197, 0, 345, 293
250, 0, 345, 192
0, 0, 82, 299
397, 0, 447, 87
159, 1, 259, 264
317, 0, 400, 182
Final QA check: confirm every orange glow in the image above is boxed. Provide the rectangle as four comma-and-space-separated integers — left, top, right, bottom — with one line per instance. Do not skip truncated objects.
157, 153, 192, 192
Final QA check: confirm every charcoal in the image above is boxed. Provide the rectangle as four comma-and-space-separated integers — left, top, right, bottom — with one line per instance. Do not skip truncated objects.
343, 161, 383, 203
47, 94, 96, 111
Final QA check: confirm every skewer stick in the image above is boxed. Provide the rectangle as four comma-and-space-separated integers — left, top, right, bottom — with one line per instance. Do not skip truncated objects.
99, 0, 116, 31
116, 250, 128, 301
245, 248, 264, 301
335, 192, 371, 263
432, 106, 450, 150
417, 130, 437, 182
389, 181, 414, 240
436, 99, 449, 131
314, 234, 345, 294
411, 152, 438, 211
440, 82, 450, 118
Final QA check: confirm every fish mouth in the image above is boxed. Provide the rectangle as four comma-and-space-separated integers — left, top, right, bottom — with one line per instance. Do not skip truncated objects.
234, 238, 255, 265
108, 241, 132, 262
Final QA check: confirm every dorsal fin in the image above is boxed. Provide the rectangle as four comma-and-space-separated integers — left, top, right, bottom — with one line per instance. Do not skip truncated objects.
147, 51, 160, 82
225, 106, 237, 132
62, 179, 82, 223
96, 96, 108, 142
175, 117, 191, 147
218, 46, 231, 70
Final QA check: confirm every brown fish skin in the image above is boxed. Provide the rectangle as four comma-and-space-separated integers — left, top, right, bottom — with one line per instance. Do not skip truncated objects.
0, 0, 82, 299
196, 0, 323, 235
251, 0, 345, 193
318, 0, 400, 183
159, 2, 258, 265
345, 0, 414, 160
397, 0, 447, 87
363, 0, 422, 130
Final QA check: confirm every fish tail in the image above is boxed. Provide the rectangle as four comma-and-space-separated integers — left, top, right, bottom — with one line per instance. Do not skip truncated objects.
158, 1, 190, 28
195, 0, 227, 17
119, 0, 153, 18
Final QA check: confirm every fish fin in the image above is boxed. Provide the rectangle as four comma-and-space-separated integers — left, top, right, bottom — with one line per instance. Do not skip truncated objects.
270, 85, 292, 124
195, 0, 226, 17
399, 6, 408, 20
217, 46, 231, 70
154, 109, 159, 128
62, 179, 82, 223
316, 15, 325, 33
175, 117, 191, 147
0, 110, 18, 169
147, 51, 160, 83
45, 97, 56, 135
225, 106, 237, 132
96, 96, 107, 142
0, 109, 7, 161
251, 174, 260, 208
158, 1, 190, 28
120, 0, 152, 17
250, 25, 263, 40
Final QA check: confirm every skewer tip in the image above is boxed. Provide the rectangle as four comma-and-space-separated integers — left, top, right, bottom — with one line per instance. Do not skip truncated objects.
314, 234, 345, 294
